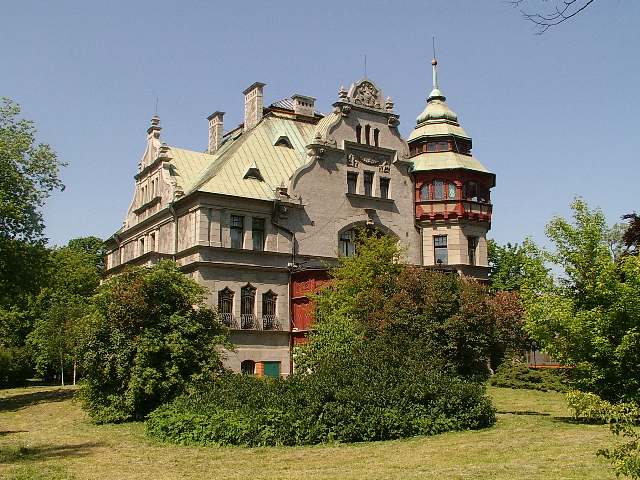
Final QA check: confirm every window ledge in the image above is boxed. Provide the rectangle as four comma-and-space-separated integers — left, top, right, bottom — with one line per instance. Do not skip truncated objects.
346, 193, 395, 204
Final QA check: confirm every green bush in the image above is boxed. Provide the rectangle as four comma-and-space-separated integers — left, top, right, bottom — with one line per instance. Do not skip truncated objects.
146, 340, 495, 446
566, 390, 640, 479
489, 361, 569, 392
78, 261, 228, 423
0, 347, 32, 388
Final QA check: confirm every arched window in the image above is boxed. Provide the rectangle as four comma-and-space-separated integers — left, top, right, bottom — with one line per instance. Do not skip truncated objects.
240, 284, 256, 329
433, 180, 444, 200
365, 125, 371, 145
356, 125, 362, 144
420, 183, 430, 200
218, 287, 234, 326
241, 360, 255, 375
373, 128, 380, 147
262, 291, 277, 330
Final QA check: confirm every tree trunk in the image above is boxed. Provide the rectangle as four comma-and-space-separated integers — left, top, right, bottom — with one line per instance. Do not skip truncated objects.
60, 351, 65, 387
73, 359, 77, 386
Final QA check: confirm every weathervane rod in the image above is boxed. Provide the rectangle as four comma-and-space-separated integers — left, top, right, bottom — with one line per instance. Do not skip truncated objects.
155, 97, 159, 116
364, 54, 367, 78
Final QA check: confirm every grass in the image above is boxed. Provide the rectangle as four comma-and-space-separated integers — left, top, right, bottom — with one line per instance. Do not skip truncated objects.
0, 385, 616, 480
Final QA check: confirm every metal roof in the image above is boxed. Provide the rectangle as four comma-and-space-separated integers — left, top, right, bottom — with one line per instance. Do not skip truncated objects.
167, 114, 316, 201
410, 151, 492, 174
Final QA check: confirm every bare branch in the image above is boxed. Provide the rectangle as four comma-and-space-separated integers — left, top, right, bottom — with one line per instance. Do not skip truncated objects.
508, 0, 597, 34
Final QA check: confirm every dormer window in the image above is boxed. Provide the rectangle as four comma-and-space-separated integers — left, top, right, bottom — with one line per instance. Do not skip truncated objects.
274, 136, 293, 148
364, 125, 371, 145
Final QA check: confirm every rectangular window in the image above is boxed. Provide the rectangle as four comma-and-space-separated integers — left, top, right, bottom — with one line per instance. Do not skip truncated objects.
139, 237, 145, 256
364, 171, 374, 196
468, 236, 478, 266
347, 171, 358, 194
380, 177, 390, 199
339, 230, 356, 257
434, 235, 448, 265
252, 217, 265, 251
230, 215, 244, 249
434, 180, 444, 200
149, 232, 156, 252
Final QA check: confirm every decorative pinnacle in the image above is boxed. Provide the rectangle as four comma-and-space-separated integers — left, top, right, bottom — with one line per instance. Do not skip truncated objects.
338, 85, 348, 99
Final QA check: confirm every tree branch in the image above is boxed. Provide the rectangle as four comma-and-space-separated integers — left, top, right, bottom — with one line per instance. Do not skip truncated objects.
507, 0, 596, 34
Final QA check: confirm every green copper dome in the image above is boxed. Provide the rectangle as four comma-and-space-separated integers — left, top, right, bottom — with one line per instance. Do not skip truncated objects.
416, 90, 459, 124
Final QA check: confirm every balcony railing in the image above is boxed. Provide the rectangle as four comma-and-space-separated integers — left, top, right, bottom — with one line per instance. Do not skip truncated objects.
220, 314, 282, 331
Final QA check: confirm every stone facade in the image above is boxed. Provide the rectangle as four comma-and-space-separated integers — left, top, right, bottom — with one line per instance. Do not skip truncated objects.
105, 67, 494, 377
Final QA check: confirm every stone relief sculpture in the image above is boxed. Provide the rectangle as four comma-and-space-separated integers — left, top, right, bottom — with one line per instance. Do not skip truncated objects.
352, 81, 380, 109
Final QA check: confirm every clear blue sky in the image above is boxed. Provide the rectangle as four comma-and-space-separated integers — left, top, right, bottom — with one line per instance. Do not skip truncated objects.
2, 1, 638, 248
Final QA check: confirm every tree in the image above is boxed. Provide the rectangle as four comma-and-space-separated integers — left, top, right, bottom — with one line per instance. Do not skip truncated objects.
27, 238, 103, 385
299, 232, 525, 377
78, 261, 229, 423
524, 199, 640, 402
487, 239, 551, 293
622, 213, 640, 255
509, 0, 597, 34
0, 98, 65, 308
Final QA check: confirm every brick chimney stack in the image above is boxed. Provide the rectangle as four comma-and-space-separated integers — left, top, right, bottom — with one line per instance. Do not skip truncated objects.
243, 82, 265, 131
207, 111, 224, 153
292, 94, 315, 117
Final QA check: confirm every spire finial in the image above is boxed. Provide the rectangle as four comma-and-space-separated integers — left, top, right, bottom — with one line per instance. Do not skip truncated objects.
364, 54, 367, 79
431, 36, 438, 90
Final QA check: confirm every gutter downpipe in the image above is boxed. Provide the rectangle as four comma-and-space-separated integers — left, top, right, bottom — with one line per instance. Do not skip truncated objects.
169, 201, 178, 262
271, 199, 297, 376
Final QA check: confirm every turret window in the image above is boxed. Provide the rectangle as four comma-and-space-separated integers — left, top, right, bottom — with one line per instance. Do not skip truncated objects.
420, 183, 430, 200
448, 183, 457, 199
434, 235, 448, 265
433, 180, 444, 200
468, 236, 478, 266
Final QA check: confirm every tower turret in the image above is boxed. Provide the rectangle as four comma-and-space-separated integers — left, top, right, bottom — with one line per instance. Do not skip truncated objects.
408, 56, 495, 280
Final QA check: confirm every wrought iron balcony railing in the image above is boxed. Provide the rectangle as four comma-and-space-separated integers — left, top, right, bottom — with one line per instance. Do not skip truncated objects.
221, 314, 282, 331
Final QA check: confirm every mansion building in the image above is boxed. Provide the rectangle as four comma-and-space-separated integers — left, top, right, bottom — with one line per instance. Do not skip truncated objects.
104, 59, 495, 377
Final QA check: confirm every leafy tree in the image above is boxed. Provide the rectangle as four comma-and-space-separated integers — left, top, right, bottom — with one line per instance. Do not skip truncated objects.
27, 238, 103, 384
78, 261, 229, 423
0, 98, 65, 308
524, 199, 640, 402
622, 213, 640, 255
487, 238, 551, 293
299, 232, 526, 377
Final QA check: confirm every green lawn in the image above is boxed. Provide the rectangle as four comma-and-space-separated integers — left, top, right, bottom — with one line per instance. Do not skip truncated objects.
0, 385, 615, 480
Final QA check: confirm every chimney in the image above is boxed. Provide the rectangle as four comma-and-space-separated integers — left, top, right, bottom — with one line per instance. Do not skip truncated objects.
207, 111, 224, 153
291, 94, 315, 117
243, 82, 265, 131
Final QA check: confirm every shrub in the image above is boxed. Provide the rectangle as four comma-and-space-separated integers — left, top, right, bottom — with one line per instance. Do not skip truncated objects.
566, 390, 640, 479
0, 347, 32, 388
78, 261, 228, 423
489, 361, 569, 392
146, 340, 495, 446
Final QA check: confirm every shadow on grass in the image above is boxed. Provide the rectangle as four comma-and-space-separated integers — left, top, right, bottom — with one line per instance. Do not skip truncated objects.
552, 416, 607, 425
0, 430, 27, 436
0, 389, 75, 413
496, 410, 551, 417
0, 442, 103, 464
